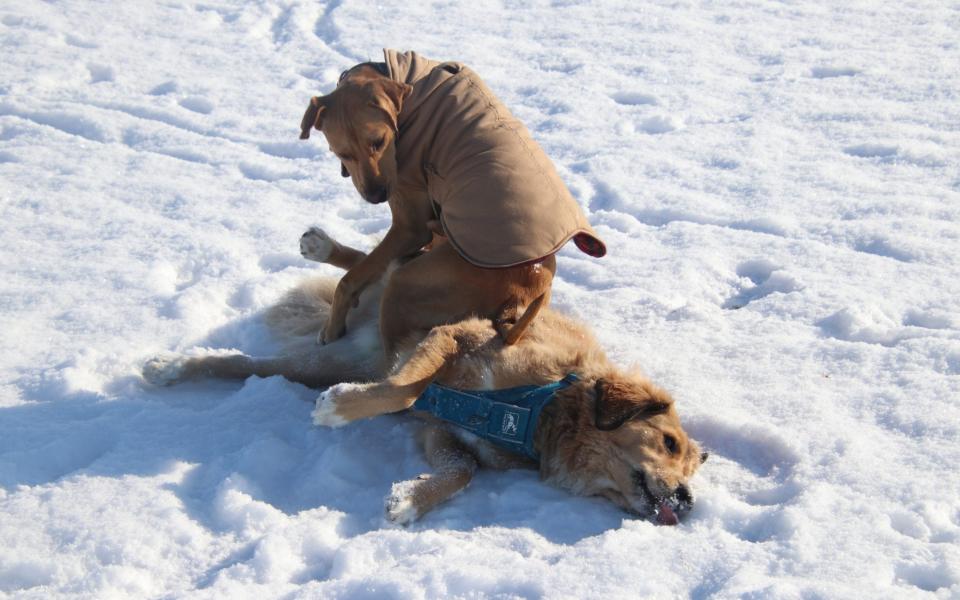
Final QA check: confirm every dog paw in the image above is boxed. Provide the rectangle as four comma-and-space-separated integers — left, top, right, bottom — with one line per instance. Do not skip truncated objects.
385, 478, 426, 525
320, 317, 347, 345
312, 382, 360, 427
142, 354, 188, 386
300, 226, 335, 262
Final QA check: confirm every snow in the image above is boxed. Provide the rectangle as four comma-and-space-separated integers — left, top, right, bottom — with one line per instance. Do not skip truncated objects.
2, 0, 959, 597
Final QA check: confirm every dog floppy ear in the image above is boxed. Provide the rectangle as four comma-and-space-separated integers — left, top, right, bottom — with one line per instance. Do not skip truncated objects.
300, 96, 326, 140
370, 81, 412, 133
594, 378, 671, 431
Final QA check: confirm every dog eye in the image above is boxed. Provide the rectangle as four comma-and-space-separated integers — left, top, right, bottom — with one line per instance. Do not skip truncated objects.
663, 434, 678, 454
371, 136, 386, 152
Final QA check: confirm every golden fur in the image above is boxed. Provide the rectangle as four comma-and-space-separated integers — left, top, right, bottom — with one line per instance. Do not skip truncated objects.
144, 228, 705, 525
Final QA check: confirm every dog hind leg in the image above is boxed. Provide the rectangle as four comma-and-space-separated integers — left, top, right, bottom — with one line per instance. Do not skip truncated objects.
143, 353, 290, 386
380, 244, 556, 355
143, 341, 380, 389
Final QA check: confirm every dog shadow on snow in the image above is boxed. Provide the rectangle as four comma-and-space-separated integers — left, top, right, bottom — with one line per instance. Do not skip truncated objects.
1, 308, 632, 547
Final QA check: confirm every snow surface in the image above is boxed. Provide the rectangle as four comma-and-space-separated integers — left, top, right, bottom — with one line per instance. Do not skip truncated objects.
2, 0, 960, 598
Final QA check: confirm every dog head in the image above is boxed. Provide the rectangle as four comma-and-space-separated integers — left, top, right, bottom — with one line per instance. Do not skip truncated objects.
541, 374, 706, 524
300, 66, 412, 204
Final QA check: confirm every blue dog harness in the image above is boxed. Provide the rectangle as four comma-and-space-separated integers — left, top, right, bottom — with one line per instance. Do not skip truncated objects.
412, 374, 580, 461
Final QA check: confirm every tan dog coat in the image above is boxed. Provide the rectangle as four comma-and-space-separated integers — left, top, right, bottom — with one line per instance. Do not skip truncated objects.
384, 49, 605, 268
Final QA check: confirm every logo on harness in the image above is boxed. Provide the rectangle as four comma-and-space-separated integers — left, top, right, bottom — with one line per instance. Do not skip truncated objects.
501, 411, 520, 436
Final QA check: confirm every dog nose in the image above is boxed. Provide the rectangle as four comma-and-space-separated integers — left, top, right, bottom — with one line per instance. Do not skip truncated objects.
671, 483, 694, 515
365, 187, 389, 204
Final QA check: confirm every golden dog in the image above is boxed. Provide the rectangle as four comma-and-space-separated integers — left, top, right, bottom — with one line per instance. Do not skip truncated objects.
144, 228, 704, 525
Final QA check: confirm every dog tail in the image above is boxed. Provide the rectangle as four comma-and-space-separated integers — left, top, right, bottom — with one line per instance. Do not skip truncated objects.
264, 276, 336, 339
500, 289, 550, 346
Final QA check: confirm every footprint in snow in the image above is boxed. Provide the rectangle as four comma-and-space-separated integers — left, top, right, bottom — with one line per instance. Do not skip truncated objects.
888, 509, 934, 541
853, 237, 913, 262
608, 91, 680, 134
707, 157, 740, 170
258, 253, 304, 273
685, 415, 803, 542
539, 59, 582, 74
65, 33, 99, 49
238, 162, 305, 182
818, 306, 956, 347
611, 91, 658, 106
687, 416, 800, 483
902, 309, 956, 331
639, 114, 683, 134
896, 555, 958, 593
149, 81, 178, 96
723, 259, 801, 310
843, 143, 898, 159
179, 96, 215, 114
810, 66, 861, 78
258, 141, 323, 160
87, 63, 114, 84
759, 54, 783, 66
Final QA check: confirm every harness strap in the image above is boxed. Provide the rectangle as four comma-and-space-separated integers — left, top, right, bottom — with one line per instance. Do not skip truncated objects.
412, 374, 579, 461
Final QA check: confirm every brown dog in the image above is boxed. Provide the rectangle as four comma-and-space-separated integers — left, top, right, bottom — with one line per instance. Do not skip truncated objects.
144, 228, 705, 525
299, 50, 605, 354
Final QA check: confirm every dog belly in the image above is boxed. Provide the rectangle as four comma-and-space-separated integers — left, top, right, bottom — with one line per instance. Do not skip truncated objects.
446, 426, 533, 470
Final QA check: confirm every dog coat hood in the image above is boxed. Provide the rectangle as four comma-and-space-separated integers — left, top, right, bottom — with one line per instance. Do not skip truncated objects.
384, 49, 606, 268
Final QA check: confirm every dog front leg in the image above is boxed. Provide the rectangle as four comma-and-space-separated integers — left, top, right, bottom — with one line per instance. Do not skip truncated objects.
312, 320, 496, 426
385, 425, 478, 524
322, 225, 427, 344
299, 226, 368, 271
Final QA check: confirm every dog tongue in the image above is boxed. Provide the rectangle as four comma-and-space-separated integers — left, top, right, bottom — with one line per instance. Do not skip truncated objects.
655, 501, 679, 526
